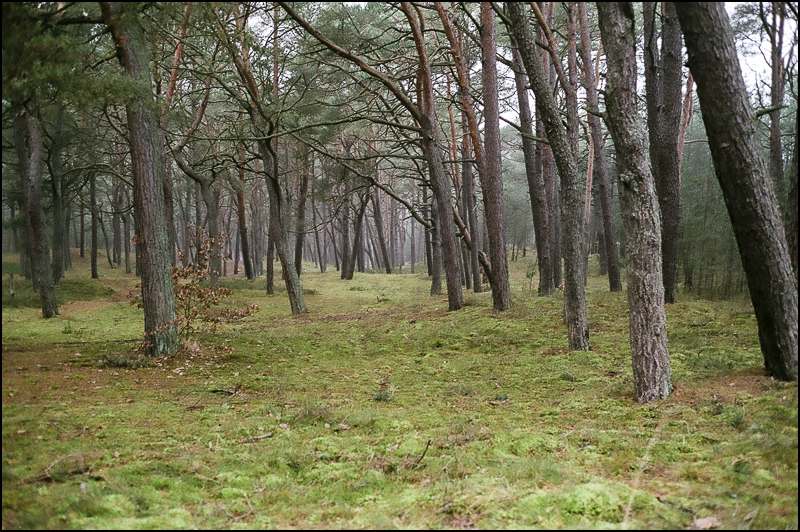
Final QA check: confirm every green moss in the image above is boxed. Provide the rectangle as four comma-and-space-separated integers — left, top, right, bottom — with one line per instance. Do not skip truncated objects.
1, 257, 797, 529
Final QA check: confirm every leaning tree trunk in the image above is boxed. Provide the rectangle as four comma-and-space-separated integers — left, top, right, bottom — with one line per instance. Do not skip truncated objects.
644, 2, 683, 304
101, 2, 178, 356
14, 103, 58, 318
675, 1, 798, 381
597, 1, 672, 403
506, 2, 589, 350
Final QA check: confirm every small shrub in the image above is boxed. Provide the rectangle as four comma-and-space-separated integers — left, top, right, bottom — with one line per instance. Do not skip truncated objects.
726, 406, 746, 430
373, 379, 393, 402
129, 236, 258, 347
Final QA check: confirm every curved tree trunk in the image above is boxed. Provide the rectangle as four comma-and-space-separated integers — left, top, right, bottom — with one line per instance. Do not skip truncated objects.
676, 1, 798, 381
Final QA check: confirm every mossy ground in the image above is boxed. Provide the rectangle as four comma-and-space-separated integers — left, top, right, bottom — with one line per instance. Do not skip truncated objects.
2, 252, 797, 529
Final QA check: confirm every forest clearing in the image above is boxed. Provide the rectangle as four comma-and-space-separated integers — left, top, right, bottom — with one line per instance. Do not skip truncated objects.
2, 1, 798, 530
3, 255, 797, 529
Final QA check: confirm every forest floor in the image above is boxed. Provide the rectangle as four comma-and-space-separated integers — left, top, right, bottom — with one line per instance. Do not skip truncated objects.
2, 252, 797, 529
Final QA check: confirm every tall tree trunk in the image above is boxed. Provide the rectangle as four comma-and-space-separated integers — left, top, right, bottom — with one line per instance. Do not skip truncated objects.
14, 103, 58, 318
462, 130, 482, 293
340, 191, 351, 280
235, 153, 254, 279
511, 43, 552, 295
506, 2, 589, 349
479, 2, 511, 310
49, 105, 67, 284
79, 199, 85, 258
676, 1, 798, 381
101, 2, 178, 356
423, 187, 433, 276
430, 196, 443, 295
410, 210, 416, 274
644, 2, 683, 303
767, 2, 786, 203
438, 2, 506, 306
578, 3, 621, 292
294, 147, 310, 276
371, 188, 392, 273
788, 109, 798, 280
112, 183, 122, 266
163, 162, 177, 267
257, 137, 306, 313
99, 211, 115, 268
90, 173, 99, 279
598, 1, 672, 402
199, 180, 221, 286
124, 202, 132, 274
312, 181, 325, 273
345, 194, 369, 280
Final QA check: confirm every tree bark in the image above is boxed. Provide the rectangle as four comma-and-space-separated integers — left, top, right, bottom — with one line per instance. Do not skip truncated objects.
598, 1, 672, 402
788, 109, 798, 280
90, 173, 99, 279
235, 151, 254, 279
478, 2, 511, 310
506, 2, 589, 349
257, 136, 306, 313
676, 1, 798, 380
644, 2, 683, 303
429, 195, 443, 295
511, 43, 553, 295
102, 2, 178, 356
14, 103, 58, 318
371, 188, 392, 273
577, 3, 621, 292
294, 147, 310, 276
